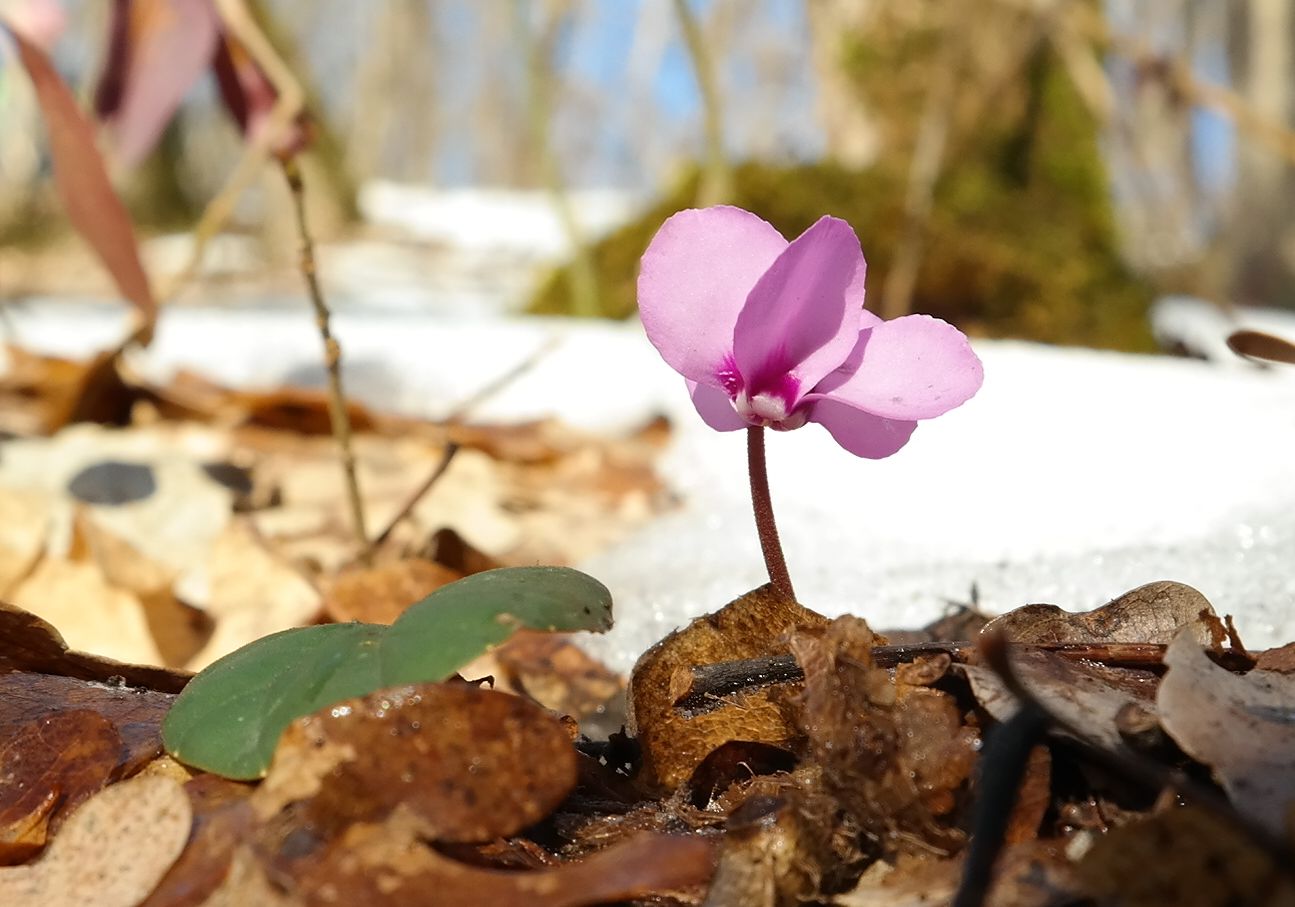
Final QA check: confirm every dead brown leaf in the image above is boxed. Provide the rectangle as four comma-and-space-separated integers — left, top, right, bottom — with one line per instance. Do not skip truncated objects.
271, 811, 715, 907
1256, 643, 1295, 674
0, 774, 191, 907
321, 557, 460, 625
981, 580, 1216, 645
139, 774, 256, 907
0, 671, 174, 768
628, 584, 829, 792
1075, 805, 1295, 906
1158, 630, 1295, 837
259, 683, 578, 843
791, 616, 977, 852
489, 631, 624, 726
963, 646, 1159, 754
704, 786, 842, 907
0, 710, 121, 865
0, 600, 189, 692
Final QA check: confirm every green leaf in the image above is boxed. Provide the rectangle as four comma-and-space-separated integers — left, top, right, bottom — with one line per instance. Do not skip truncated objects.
379, 566, 613, 686
161, 567, 612, 779
161, 623, 386, 780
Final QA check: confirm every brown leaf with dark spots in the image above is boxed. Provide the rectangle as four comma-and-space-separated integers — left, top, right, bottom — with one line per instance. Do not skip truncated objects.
0, 710, 120, 863
1158, 630, 1295, 837
1075, 805, 1295, 907
628, 584, 829, 792
322, 558, 461, 625
981, 580, 1216, 645
140, 775, 256, 907
263, 683, 577, 843
10, 30, 157, 338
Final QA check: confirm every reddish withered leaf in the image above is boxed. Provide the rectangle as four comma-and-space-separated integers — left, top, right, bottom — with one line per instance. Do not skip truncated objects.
10, 29, 157, 337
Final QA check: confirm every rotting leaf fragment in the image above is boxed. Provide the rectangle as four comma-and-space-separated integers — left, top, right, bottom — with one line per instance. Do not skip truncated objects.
1158, 628, 1295, 837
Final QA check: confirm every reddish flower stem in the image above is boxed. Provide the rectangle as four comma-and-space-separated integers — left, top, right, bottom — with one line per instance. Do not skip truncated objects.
747, 426, 795, 601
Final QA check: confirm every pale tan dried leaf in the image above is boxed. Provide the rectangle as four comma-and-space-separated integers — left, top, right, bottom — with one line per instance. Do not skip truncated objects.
1158, 630, 1295, 837
0, 488, 53, 597
981, 581, 1215, 645
0, 775, 191, 907
10, 558, 164, 665
186, 520, 321, 670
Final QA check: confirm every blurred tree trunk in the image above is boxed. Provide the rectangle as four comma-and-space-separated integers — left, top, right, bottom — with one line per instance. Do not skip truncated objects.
347, 0, 437, 184
805, 0, 880, 167
1227, 0, 1295, 307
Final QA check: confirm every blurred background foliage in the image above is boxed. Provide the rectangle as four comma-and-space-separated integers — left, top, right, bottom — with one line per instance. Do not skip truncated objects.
1, 0, 1293, 352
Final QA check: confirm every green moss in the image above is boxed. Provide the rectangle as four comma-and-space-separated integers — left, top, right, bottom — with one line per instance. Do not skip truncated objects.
530, 42, 1156, 352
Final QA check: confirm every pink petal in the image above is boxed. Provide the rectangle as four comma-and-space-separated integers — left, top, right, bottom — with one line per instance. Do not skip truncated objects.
811, 314, 982, 421
687, 380, 746, 431
95, 0, 222, 167
732, 215, 865, 396
810, 398, 916, 459
638, 207, 787, 384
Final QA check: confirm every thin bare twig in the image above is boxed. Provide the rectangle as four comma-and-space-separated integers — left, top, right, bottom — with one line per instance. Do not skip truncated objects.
363, 442, 460, 557
160, 0, 305, 300
281, 158, 368, 552
444, 335, 562, 423
880, 11, 962, 320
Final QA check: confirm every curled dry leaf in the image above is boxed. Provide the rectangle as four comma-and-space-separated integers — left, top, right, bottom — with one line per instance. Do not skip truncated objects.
962, 647, 1159, 754
0, 775, 191, 907
1158, 630, 1295, 837
259, 683, 577, 843
981, 580, 1216, 645
8, 29, 157, 340
0, 600, 189, 693
1076, 805, 1295, 907
790, 616, 978, 852
628, 584, 829, 792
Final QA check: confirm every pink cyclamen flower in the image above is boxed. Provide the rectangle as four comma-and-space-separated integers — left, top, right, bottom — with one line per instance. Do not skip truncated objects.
638, 206, 984, 458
